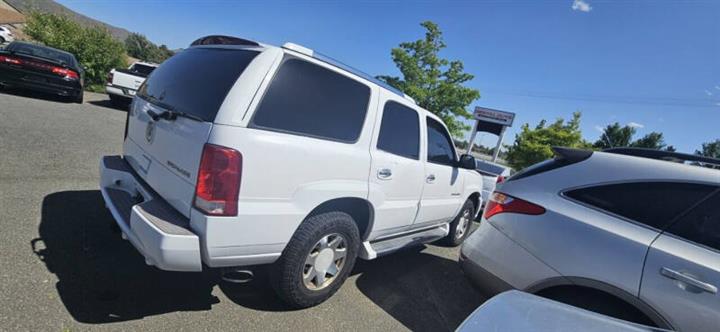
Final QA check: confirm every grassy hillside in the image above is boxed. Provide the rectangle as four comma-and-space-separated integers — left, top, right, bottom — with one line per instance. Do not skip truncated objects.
5, 0, 131, 41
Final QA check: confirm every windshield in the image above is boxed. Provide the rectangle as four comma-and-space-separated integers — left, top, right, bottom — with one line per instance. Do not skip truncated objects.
8, 43, 75, 66
137, 47, 258, 122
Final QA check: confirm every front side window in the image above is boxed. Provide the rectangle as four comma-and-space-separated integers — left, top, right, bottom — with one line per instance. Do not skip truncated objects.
426, 117, 457, 166
666, 190, 720, 251
565, 182, 717, 230
377, 101, 420, 159
251, 57, 371, 143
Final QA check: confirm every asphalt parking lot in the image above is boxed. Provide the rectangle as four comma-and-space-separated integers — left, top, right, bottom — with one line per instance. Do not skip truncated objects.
0, 90, 486, 331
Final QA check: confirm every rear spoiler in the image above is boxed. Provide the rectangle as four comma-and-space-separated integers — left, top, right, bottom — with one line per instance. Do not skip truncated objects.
552, 147, 593, 163
190, 35, 260, 47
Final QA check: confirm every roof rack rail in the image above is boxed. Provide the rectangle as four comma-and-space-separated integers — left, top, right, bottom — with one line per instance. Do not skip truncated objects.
190, 35, 260, 47
281, 42, 412, 103
604, 147, 720, 168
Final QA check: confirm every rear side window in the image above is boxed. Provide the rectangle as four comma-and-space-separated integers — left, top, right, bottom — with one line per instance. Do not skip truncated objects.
426, 117, 457, 166
565, 182, 717, 230
666, 190, 720, 251
138, 47, 258, 122
251, 57, 370, 143
377, 101, 420, 159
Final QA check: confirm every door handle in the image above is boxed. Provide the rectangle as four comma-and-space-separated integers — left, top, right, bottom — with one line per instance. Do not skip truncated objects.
426, 174, 436, 183
660, 267, 718, 294
377, 168, 392, 180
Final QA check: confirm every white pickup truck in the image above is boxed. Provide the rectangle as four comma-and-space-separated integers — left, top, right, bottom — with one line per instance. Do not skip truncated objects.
99, 36, 483, 308
105, 61, 157, 105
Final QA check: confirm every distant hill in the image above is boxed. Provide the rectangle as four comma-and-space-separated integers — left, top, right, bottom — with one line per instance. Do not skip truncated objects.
5, 0, 131, 41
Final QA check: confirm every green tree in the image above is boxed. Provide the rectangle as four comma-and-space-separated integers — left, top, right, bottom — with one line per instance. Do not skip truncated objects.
23, 12, 126, 88
697, 139, 720, 158
505, 112, 591, 170
125, 33, 174, 63
630, 132, 667, 150
593, 122, 636, 149
377, 21, 480, 136
594, 122, 672, 151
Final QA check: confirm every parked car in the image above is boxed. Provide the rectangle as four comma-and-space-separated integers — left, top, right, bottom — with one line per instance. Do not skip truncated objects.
0, 26, 14, 44
99, 35, 483, 308
0, 41, 84, 103
457, 291, 668, 332
474, 159, 511, 209
106, 61, 158, 106
460, 147, 720, 331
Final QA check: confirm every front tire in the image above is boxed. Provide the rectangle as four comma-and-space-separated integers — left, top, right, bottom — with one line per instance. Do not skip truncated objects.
443, 199, 475, 246
270, 211, 360, 308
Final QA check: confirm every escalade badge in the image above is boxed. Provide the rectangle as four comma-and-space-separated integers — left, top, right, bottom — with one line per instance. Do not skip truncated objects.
145, 121, 155, 143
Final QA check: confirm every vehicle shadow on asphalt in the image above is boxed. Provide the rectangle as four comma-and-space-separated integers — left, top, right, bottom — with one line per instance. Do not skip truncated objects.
353, 249, 485, 332
88, 99, 129, 112
33, 190, 484, 328
33, 190, 222, 323
0, 87, 73, 103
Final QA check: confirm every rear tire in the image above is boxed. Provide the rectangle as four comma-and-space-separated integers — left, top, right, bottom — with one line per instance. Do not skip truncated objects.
443, 199, 475, 246
270, 211, 360, 308
74, 91, 83, 104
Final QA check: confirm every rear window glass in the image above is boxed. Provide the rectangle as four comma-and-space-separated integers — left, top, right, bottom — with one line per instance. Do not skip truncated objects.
250, 57, 370, 143
131, 64, 156, 77
8, 42, 74, 66
476, 161, 507, 176
138, 47, 258, 122
565, 182, 716, 230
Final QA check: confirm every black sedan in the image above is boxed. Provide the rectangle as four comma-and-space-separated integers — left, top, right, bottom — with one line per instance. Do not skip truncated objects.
0, 41, 84, 103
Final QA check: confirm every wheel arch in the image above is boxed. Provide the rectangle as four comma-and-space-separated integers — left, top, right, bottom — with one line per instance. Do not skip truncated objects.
304, 197, 374, 241
526, 277, 673, 330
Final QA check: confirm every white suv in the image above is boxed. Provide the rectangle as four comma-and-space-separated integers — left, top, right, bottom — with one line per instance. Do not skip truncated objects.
100, 35, 483, 307
0, 26, 14, 44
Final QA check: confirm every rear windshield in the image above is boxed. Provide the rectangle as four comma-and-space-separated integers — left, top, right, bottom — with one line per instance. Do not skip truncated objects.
138, 47, 258, 122
476, 161, 506, 176
8, 42, 75, 66
130, 64, 156, 77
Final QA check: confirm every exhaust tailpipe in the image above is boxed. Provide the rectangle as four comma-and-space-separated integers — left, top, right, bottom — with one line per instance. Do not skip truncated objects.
221, 268, 254, 284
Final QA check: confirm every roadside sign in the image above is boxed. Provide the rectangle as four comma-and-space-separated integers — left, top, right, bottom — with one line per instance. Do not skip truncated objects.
473, 107, 515, 126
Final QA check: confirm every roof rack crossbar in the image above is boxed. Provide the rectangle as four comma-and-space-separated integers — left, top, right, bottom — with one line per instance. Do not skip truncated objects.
603, 147, 720, 167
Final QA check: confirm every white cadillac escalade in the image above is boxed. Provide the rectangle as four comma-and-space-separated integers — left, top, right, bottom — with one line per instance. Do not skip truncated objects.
99, 35, 483, 308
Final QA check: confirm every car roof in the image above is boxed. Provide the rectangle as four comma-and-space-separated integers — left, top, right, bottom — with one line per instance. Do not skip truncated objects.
9, 41, 75, 57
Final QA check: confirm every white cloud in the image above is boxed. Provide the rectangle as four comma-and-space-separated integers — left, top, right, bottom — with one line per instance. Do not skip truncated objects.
594, 125, 604, 133
705, 89, 714, 96
715, 85, 720, 90
572, 0, 592, 12
627, 122, 644, 128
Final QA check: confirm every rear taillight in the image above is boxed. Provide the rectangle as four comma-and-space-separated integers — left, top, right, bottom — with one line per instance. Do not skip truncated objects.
496, 175, 505, 184
107, 72, 114, 84
52, 67, 79, 80
193, 144, 242, 216
483, 192, 545, 219
0, 55, 22, 65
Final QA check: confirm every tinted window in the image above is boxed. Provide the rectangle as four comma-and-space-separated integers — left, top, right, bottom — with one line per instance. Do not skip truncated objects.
565, 182, 716, 229
377, 101, 419, 159
131, 64, 156, 77
426, 117, 457, 166
476, 161, 507, 176
666, 190, 720, 251
8, 42, 75, 65
251, 57, 370, 142
138, 48, 258, 122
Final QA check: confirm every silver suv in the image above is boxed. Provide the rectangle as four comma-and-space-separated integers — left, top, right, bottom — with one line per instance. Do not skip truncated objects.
461, 147, 720, 332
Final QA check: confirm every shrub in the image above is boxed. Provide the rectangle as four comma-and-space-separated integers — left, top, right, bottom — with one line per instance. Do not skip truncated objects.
23, 12, 127, 86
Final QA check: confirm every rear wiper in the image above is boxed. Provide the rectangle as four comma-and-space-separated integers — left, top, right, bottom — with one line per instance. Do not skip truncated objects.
147, 108, 203, 122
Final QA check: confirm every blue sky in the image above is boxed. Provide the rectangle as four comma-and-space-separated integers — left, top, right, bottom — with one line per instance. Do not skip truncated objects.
58, 0, 720, 153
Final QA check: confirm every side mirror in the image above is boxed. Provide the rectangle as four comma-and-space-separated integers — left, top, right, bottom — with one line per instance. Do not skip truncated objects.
459, 154, 476, 170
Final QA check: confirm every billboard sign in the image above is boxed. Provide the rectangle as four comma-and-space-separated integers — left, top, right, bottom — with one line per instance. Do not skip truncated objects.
473, 107, 515, 127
